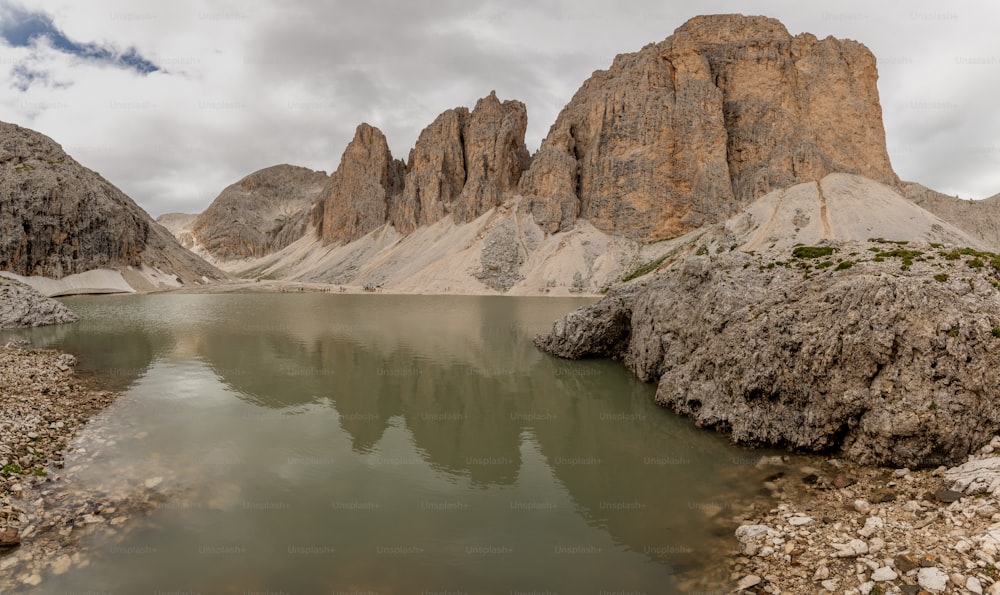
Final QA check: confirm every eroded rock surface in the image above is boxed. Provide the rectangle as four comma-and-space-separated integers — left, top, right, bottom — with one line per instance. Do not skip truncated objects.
522, 14, 898, 241
0, 277, 78, 329
537, 244, 1000, 467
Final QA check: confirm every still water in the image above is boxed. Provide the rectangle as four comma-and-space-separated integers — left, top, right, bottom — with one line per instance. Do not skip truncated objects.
5, 294, 777, 594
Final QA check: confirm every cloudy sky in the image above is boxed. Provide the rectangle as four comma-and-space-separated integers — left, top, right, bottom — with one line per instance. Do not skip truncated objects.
0, 0, 998, 217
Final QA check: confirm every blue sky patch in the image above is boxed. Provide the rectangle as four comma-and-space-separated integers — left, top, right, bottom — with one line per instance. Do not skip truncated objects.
0, 2, 159, 77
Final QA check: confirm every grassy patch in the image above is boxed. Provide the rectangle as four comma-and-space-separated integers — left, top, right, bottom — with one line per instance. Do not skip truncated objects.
969, 258, 985, 269
621, 253, 671, 283
1, 463, 22, 476
993, 328, 1000, 339
792, 246, 835, 259
948, 327, 960, 337
869, 238, 910, 245
834, 261, 854, 271
934, 273, 949, 283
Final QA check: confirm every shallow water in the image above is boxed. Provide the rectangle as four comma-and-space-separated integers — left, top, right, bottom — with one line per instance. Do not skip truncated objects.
3, 294, 779, 594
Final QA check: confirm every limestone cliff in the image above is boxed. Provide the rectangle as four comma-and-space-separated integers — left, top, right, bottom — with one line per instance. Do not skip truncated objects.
0, 121, 225, 290
188, 164, 328, 259
390, 91, 529, 232
522, 14, 898, 241
315, 124, 405, 246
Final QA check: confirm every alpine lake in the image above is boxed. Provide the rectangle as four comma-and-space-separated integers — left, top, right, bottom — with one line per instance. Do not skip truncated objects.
1, 293, 788, 594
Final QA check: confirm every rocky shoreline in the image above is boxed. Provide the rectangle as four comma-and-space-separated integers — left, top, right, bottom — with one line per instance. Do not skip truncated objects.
731, 442, 1000, 594
0, 344, 162, 591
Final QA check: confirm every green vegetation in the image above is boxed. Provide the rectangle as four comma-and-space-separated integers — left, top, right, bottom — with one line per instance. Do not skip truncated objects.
948, 327, 960, 337
792, 246, 835, 259
834, 261, 855, 271
1, 463, 22, 476
929, 401, 938, 411
816, 260, 834, 269
934, 273, 949, 283
992, 256, 1000, 273
869, 237, 910, 245
993, 328, 1000, 339
874, 248, 924, 270
621, 253, 671, 283
969, 258, 985, 269
33, 468, 46, 477
695, 245, 709, 256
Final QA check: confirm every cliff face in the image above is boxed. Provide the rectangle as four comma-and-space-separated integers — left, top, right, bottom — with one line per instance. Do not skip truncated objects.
315, 125, 405, 246
522, 14, 898, 241
189, 165, 328, 259
0, 121, 224, 286
390, 91, 530, 233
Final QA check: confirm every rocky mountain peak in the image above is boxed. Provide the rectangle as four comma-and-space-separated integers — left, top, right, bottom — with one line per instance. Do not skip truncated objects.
316, 123, 405, 246
522, 13, 898, 242
0, 121, 223, 289
186, 164, 328, 260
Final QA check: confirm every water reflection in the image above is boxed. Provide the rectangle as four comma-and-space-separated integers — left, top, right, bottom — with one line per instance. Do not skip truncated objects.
1, 294, 775, 593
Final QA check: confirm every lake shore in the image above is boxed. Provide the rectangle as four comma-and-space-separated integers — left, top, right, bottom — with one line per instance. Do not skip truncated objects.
730, 447, 1000, 594
0, 345, 158, 591
150, 278, 604, 297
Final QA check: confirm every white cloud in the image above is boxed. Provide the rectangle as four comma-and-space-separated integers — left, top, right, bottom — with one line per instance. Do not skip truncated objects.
1, 0, 998, 218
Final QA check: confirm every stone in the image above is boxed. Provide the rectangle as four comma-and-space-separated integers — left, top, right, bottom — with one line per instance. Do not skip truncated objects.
0, 528, 20, 548
833, 475, 857, 489
182, 164, 328, 259
832, 539, 869, 558
820, 579, 838, 592
935, 488, 963, 503
853, 500, 872, 514
858, 516, 884, 537
0, 121, 224, 285
522, 14, 897, 241
735, 574, 761, 590
788, 516, 814, 526
51, 554, 71, 575
871, 566, 897, 582
967, 576, 984, 595
858, 581, 874, 595
916, 567, 948, 592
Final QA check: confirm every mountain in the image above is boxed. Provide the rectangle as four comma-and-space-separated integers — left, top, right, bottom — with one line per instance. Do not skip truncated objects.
903, 182, 1000, 248
522, 14, 898, 241
166, 14, 914, 294
160, 165, 328, 263
0, 121, 226, 296
537, 175, 1000, 467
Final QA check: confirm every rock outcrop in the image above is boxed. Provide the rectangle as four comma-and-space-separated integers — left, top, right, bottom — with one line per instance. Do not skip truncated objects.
537, 243, 1000, 467
186, 164, 328, 259
0, 277, 78, 329
390, 92, 530, 232
0, 121, 225, 288
315, 125, 405, 246
522, 14, 898, 241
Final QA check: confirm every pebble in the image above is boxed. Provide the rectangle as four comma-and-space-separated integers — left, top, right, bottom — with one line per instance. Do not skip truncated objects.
735, 574, 761, 590
968, 576, 984, 594
788, 516, 814, 526
916, 567, 949, 592
871, 566, 897, 581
